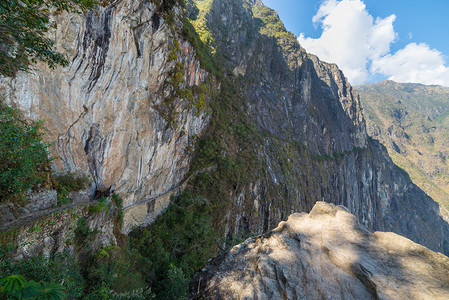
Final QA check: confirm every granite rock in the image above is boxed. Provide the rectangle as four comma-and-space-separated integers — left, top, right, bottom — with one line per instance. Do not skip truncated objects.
192, 202, 449, 300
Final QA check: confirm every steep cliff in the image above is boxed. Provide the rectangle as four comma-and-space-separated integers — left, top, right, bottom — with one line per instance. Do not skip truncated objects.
1, 0, 214, 232
357, 80, 449, 212
1, 0, 449, 259
185, 0, 449, 254
191, 202, 449, 300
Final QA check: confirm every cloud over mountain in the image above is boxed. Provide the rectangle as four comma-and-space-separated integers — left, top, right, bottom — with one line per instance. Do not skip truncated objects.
298, 0, 449, 86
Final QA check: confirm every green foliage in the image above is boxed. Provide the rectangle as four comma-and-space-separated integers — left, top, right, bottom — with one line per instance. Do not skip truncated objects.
189, 0, 215, 54
111, 193, 124, 225
189, 78, 261, 191
0, 0, 97, 77
0, 274, 27, 295
182, 8, 222, 77
158, 38, 214, 129
0, 101, 52, 203
252, 5, 302, 67
110, 287, 154, 300
0, 249, 83, 298
74, 217, 97, 246
23, 281, 67, 300
83, 246, 148, 299
0, 100, 89, 205
0, 274, 67, 300
53, 172, 89, 206
129, 192, 217, 299
88, 196, 109, 214
157, 264, 189, 300
0, 243, 150, 299
253, 6, 290, 38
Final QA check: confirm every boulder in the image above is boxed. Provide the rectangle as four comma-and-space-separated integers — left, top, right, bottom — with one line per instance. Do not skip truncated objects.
191, 202, 449, 300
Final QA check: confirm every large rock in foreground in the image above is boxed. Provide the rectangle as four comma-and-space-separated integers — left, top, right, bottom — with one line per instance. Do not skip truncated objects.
191, 202, 449, 299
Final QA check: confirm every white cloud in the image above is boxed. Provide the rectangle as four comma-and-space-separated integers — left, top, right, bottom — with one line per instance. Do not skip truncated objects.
312, 0, 338, 24
298, 0, 396, 84
371, 43, 449, 86
298, 0, 449, 86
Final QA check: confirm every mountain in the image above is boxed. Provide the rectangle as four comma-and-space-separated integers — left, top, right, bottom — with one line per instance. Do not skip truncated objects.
1, 0, 448, 257
357, 80, 449, 213
192, 202, 449, 299
1, 0, 449, 297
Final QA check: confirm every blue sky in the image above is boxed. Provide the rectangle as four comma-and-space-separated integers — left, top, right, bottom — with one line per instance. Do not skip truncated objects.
262, 0, 449, 86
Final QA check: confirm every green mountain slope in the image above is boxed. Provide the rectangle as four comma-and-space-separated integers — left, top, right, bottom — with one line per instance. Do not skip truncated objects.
357, 80, 449, 211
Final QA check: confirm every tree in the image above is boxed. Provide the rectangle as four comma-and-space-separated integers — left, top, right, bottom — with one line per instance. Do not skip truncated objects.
0, 0, 97, 77
0, 100, 52, 202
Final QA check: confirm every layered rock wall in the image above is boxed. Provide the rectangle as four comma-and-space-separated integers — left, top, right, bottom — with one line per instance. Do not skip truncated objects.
1, 0, 213, 232
1, 0, 449, 255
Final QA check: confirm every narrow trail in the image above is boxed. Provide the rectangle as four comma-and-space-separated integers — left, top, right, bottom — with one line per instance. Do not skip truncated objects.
0, 198, 95, 232
0, 166, 217, 232
0, 186, 181, 233
122, 182, 184, 210
122, 166, 217, 210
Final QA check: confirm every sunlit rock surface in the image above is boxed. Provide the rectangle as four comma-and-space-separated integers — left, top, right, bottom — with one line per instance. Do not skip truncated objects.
200, 0, 449, 254
1, 1, 212, 232
1, 0, 449, 257
192, 202, 449, 300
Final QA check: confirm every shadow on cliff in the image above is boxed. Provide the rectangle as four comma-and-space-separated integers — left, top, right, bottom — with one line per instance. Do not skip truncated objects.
192, 0, 449, 257
368, 138, 449, 256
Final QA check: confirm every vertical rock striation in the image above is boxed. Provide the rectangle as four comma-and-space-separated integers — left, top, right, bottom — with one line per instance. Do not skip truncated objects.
1, 0, 214, 232
1, 0, 448, 256
194, 0, 449, 254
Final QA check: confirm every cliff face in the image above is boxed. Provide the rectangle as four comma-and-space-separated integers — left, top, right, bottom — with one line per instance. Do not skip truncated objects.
357, 80, 449, 213
198, 0, 449, 253
1, 0, 214, 232
191, 202, 449, 300
1, 0, 449, 255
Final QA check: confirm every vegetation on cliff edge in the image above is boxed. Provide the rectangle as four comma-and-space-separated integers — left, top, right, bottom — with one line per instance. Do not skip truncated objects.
0, 0, 97, 77
0, 101, 52, 203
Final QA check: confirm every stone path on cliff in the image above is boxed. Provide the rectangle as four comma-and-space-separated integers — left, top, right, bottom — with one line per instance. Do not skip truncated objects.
0, 198, 96, 232
0, 166, 218, 232
122, 166, 218, 210
122, 183, 184, 210
0, 185, 182, 232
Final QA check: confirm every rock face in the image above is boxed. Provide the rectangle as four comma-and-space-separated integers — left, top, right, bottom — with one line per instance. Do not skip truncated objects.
3, 200, 120, 260
197, 0, 449, 254
1, 0, 449, 257
1, 1, 213, 232
357, 80, 449, 213
191, 202, 449, 300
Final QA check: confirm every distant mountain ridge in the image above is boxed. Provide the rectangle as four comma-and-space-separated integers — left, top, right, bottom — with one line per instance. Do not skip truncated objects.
3, 1, 449, 297
357, 80, 449, 212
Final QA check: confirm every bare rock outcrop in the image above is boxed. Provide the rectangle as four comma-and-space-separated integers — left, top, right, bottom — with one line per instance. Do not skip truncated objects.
191, 202, 449, 300
1, 0, 449, 258
196, 0, 449, 256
